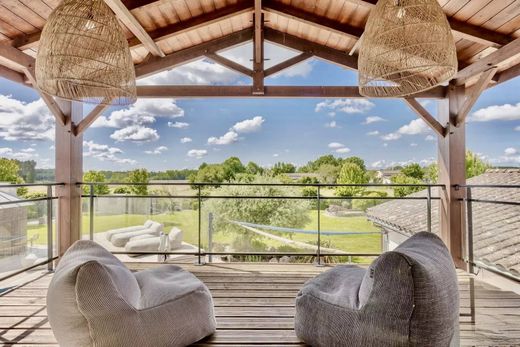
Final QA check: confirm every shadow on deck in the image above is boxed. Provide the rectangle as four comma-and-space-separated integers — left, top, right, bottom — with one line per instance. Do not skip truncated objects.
0, 263, 519, 346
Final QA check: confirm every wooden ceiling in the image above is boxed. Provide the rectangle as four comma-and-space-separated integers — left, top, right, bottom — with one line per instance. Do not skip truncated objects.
1, 0, 520, 92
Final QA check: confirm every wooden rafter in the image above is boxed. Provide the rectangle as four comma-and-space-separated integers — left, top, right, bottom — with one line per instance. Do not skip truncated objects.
0, 65, 27, 85
264, 28, 358, 70
492, 62, 520, 87
403, 98, 446, 137
343, 0, 514, 48
205, 53, 253, 77
136, 85, 447, 99
454, 37, 520, 86
73, 100, 112, 136
134, 28, 253, 78
24, 68, 66, 126
104, 0, 164, 57
264, 52, 312, 77
253, 0, 264, 95
456, 67, 498, 126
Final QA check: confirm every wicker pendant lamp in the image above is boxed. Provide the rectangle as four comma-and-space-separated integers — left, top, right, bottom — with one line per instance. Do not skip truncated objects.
36, 0, 136, 105
358, 0, 457, 97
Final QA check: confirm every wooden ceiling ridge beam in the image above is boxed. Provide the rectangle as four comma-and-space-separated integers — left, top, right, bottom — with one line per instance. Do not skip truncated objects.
253, 0, 264, 94
403, 98, 446, 137
264, 28, 358, 70
104, 0, 164, 57
205, 53, 253, 77
343, 0, 514, 48
456, 67, 498, 126
454, 37, 520, 86
134, 28, 253, 78
136, 85, 447, 98
264, 52, 313, 77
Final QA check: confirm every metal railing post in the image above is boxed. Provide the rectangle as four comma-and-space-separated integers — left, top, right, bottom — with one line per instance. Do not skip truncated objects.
316, 185, 322, 266
47, 186, 53, 272
466, 187, 475, 274
426, 186, 432, 233
197, 185, 204, 265
89, 184, 94, 241
208, 212, 213, 263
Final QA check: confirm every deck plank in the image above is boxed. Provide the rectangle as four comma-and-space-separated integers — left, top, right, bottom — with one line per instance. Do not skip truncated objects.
0, 263, 518, 346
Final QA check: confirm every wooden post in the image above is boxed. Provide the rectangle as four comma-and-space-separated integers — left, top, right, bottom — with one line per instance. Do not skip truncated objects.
55, 100, 83, 256
438, 83, 467, 269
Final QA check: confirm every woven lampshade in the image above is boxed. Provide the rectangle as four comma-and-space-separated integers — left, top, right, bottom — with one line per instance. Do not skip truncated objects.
358, 0, 457, 97
36, 0, 136, 105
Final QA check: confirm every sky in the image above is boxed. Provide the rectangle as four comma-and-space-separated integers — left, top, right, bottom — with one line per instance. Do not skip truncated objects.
0, 41, 519, 171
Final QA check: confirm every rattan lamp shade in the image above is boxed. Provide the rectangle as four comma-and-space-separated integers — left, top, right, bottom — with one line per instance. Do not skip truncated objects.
358, 0, 457, 97
36, 0, 136, 105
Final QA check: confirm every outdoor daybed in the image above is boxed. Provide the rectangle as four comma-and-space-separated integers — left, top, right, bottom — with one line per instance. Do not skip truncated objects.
125, 227, 183, 254
105, 220, 155, 241
295, 232, 459, 346
47, 240, 216, 346
110, 221, 163, 247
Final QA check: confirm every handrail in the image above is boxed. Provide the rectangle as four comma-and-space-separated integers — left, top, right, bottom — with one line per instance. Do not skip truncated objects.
0, 182, 64, 188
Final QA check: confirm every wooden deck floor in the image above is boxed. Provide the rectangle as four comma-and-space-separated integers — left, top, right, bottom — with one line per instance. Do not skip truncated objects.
1, 263, 520, 346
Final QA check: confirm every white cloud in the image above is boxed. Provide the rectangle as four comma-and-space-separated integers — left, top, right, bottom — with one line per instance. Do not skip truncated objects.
110, 126, 159, 142
367, 130, 380, 136
335, 147, 351, 154
470, 103, 520, 122
0, 95, 54, 141
187, 149, 207, 159
504, 147, 518, 156
383, 143, 388, 147
315, 99, 375, 114
324, 121, 338, 128
168, 121, 189, 129
139, 59, 242, 85
363, 116, 385, 124
145, 146, 168, 155
0, 147, 39, 161
207, 131, 239, 145
410, 143, 418, 147
231, 116, 265, 133
381, 133, 402, 141
273, 153, 279, 157
382, 119, 431, 141
83, 141, 136, 165
328, 142, 345, 149
425, 135, 436, 141
180, 137, 192, 143
515, 125, 520, 131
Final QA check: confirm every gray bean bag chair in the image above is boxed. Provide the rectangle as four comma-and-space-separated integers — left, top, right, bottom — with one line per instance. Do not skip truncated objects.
110, 222, 163, 247
295, 232, 459, 347
125, 227, 183, 254
105, 220, 154, 241
47, 240, 216, 347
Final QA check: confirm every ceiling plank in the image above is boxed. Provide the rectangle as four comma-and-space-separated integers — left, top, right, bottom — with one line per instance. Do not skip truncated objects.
404, 98, 446, 137
73, 100, 112, 136
454, 37, 520, 86
136, 85, 447, 98
264, 28, 358, 70
264, 52, 312, 77
205, 53, 253, 77
456, 67, 498, 126
104, 0, 165, 57
343, 0, 514, 48
134, 28, 253, 78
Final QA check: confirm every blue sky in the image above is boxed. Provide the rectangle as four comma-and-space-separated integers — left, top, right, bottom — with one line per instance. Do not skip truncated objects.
0, 42, 519, 171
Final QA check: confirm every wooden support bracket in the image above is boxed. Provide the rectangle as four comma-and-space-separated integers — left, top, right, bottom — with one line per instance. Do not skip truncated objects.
403, 98, 446, 137
73, 99, 112, 136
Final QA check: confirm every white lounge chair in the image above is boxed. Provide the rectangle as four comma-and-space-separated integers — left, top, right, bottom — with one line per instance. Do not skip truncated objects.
105, 220, 154, 241
125, 227, 183, 254
111, 222, 163, 247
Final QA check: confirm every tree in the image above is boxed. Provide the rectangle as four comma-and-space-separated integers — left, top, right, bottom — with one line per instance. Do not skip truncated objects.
271, 162, 296, 176
127, 169, 149, 195
391, 174, 423, 197
82, 171, 110, 195
189, 164, 227, 187
246, 161, 264, 175
400, 163, 424, 180
317, 164, 340, 184
222, 157, 246, 181
299, 155, 341, 172
343, 156, 366, 172
17, 160, 36, 183
466, 150, 490, 178
425, 163, 438, 183
335, 162, 369, 197
0, 158, 21, 183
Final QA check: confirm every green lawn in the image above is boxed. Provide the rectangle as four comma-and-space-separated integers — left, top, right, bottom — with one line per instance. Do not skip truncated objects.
28, 210, 381, 257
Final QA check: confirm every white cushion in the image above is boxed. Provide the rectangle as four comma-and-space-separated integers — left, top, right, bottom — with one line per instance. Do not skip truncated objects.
111, 223, 163, 247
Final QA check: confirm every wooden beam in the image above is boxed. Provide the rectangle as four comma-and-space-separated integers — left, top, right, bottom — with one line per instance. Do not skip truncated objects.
456, 67, 498, 126
454, 37, 520, 86
104, 0, 164, 57
263, 0, 363, 40
73, 100, 112, 136
253, 0, 264, 95
135, 28, 253, 78
205, 53, 253, 77
55, 100, 83, 256
264, 28, 358, 70
264, 52, 312, 77
0, 65, 27, 85
136, 85, 447, 98
403, 98, 446, 137
343, 0, 513, 48
491, 62, 520, 88
438, 83, 467, 270
0, 43, 35, 70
